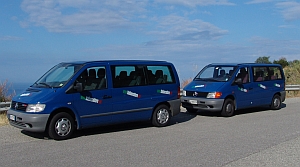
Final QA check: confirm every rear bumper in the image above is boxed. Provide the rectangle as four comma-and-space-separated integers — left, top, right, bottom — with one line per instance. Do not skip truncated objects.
181, 97, 224, 112
7, 109, 50, 132
168, 99, 181, 116
281, 91, 286, 102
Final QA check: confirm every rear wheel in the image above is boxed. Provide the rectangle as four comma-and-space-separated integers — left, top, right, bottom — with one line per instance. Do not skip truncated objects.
270, 94, 281, 110
221, 99, 235, 117
48, 112, 75, 140
152, 105, 170, 127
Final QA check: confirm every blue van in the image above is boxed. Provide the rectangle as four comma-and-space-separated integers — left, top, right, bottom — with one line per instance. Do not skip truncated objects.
7, 60, 181, 140
181, 63, 286, 116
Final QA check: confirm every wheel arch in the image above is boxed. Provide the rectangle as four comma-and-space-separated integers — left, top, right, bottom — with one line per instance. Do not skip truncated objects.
46, 107, 78, 131
224, 95, 236, 109
152, 101, 170, 115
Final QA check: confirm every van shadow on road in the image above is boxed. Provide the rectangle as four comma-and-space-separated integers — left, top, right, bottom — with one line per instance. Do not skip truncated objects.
193, 103, 287, 117
21, 112, 196, 140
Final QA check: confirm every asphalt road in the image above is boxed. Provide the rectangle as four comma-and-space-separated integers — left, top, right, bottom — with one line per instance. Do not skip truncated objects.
1, 97, 300, 167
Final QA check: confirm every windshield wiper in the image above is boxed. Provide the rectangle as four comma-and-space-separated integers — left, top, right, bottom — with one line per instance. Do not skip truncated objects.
39, 82, 52, 88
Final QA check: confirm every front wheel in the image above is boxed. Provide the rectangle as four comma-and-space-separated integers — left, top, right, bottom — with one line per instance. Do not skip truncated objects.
152, 104, 171, 127
48, 112, 75, 140
221, 99, 235, 117
270, 94, 282, 110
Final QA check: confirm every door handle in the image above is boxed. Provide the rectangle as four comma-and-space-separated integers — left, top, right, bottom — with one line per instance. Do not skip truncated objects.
103, 95, 112, 99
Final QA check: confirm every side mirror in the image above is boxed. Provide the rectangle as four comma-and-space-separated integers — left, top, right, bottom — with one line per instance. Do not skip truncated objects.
234, 78, 242, 85
74, 83, 83, 92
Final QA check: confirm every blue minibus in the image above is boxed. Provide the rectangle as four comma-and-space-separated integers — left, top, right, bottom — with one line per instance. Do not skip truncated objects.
181, 63, 286, 116
7, 60, 181, 140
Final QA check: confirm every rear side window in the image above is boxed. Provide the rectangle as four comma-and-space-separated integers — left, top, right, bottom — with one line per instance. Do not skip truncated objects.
253, 66, 282, 82
111, 65, 146, 88
146, 65, 175, 85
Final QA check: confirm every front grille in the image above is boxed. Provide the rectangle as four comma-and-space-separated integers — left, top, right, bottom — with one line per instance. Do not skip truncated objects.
10, 101, 28, 111
186, 91, 208, 98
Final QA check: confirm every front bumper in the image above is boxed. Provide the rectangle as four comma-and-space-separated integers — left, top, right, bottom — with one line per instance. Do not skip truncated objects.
7, 109, 50, 132
181, 97, 224, 112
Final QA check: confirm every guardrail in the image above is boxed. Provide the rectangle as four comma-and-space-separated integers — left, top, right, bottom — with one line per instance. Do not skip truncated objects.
0, 102, 10, 113
0, 85, 299, 113
285, 85, 300, 91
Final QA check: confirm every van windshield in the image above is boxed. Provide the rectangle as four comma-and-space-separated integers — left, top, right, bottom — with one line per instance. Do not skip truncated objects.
32, 63, 83, 88
194, 65, 237, 82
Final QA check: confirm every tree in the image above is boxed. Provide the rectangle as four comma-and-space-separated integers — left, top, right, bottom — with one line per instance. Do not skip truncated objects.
255, 56, 271, 64
273, 57, 289, 68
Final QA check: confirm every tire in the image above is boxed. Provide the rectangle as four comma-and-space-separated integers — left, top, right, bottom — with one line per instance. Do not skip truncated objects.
221, 98, 235, 117
152, 104, 171, 127
48, 112, 75, 140
270, 94, 281, 110
186, 108, 198, 113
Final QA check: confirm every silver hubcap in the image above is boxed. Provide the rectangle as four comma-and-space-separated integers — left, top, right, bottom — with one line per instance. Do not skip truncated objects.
226, 103, 233, 113
273, 98, 280, 108
157, 108, 169, 124
55, 118, 71, 137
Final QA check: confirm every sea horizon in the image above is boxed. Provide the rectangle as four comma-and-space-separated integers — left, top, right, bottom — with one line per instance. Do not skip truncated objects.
7, 82, 33, 97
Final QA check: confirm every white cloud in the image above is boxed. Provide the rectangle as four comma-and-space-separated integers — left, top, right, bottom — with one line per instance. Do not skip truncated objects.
0, 36, 23, 41
246, 0, 274, 4
148, 15, 228, 42
276, 1, 300, 21
20, 0, 147, 33
155, 0, 235, 7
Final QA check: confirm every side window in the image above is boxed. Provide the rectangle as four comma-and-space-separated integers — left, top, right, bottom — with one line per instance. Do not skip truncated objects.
268, 67, 282, 80
111, 65, 146, 88
236, 67, 249, 83
253, 67, 267, 82
146, 65, 175, 85
77, 66, 107, 91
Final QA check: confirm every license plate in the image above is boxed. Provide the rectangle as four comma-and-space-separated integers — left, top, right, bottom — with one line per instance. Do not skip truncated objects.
9, 115, 16, 121
189, 100, 197, 104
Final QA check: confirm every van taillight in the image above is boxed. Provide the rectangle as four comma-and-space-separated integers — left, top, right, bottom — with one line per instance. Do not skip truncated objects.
177, 87, 181, 99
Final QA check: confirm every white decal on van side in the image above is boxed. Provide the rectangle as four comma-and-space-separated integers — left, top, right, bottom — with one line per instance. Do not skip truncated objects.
238, 87, 248, 93
258, 84, 267, 89
80, 96, 102, 104
157, 89, 171, 95
123, 90, 141, 98
274, 83, 281, 87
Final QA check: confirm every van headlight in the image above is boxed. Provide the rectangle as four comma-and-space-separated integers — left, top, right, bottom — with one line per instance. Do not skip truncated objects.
26, 104, 46, 112
207, 92, 222, 98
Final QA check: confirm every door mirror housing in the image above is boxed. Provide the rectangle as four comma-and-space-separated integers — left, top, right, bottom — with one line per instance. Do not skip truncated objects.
74, 83, 83, 92
234, 78, 242, 85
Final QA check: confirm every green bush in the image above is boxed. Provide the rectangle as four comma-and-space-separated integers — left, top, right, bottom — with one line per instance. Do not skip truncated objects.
284, 61, 300, 85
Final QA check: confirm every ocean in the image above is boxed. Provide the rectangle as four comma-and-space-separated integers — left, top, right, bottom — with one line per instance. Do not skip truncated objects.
7, 82, 32, 97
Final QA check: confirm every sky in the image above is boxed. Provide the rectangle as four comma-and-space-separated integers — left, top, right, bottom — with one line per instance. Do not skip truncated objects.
1, 0, 300, 84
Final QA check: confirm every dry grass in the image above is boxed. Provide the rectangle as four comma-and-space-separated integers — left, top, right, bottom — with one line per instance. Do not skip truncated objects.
286, 91, 300, 98
0, 112, 8, 127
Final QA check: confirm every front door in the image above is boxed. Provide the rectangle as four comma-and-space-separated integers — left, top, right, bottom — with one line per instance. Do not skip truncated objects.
72, 65, 113, 128
232, 66, 256, 109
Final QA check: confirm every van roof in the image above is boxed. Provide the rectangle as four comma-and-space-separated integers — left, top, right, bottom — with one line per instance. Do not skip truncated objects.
208, 63, 282, 67
61, 60, 171, 65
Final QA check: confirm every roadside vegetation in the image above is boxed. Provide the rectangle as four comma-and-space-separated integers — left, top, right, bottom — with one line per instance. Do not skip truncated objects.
0, 80, 15, 126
